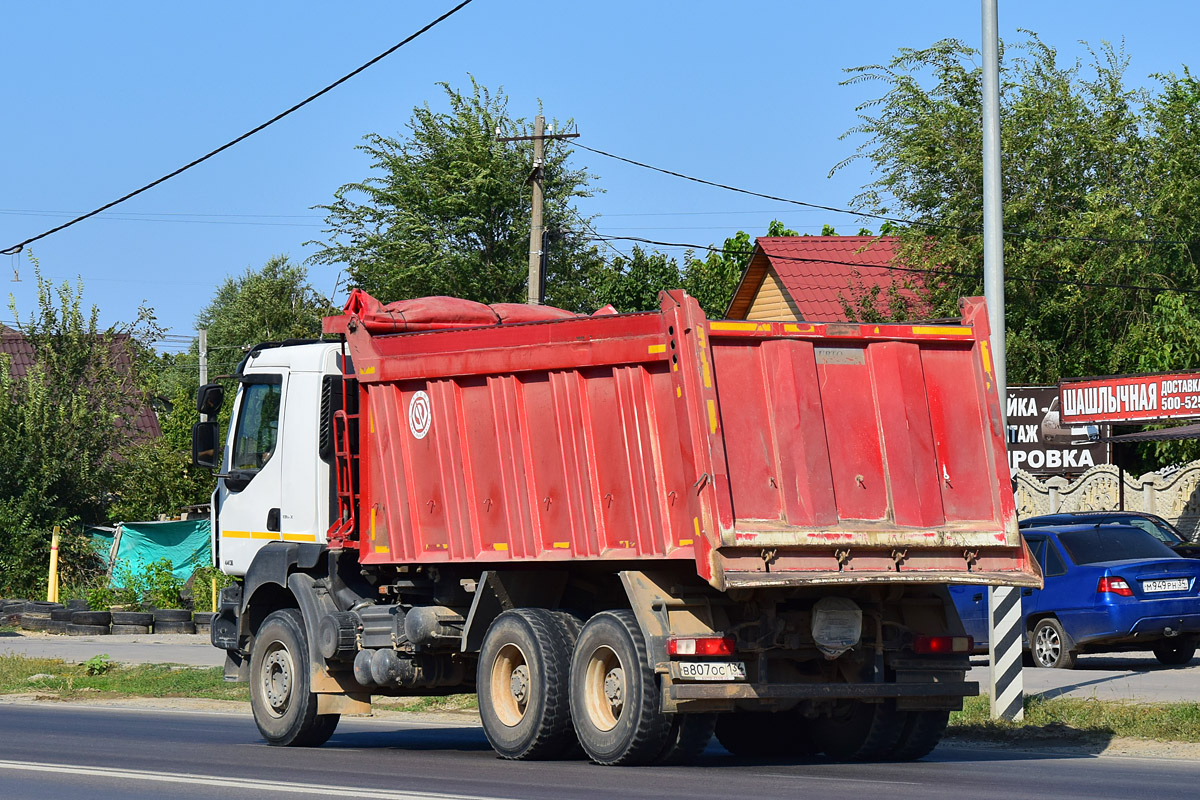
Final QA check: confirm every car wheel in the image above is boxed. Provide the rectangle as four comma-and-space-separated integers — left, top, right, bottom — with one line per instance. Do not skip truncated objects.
1152, 639, 1197, 666
1031, 618, 1076, 669
477, 608, 576, 760
250, 609, 339, 747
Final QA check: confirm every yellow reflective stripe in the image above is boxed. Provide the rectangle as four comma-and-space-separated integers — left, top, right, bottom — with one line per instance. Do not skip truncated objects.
492, 543, 508, 551
912, 326, 972, 336
223, 530, 316, 542
707, 399, 718, 433
709, 321, 759, 331
281, 533, 317, 542
648, 344, 667, 354
552, 541, 571, 549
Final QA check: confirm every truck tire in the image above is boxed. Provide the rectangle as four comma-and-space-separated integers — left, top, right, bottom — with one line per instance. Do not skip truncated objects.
111, 611, 153, 627
888, 709, 949, 761
250, 608, 339, 747
70, 611, 112, 627
569, 610, 672, 766
816, 700, 907, 762
477, 608, 576, 760
1031, 618, 1076, 669
654, 713, 716, 765
715, 711, 813, 758
66, 623, 110, 636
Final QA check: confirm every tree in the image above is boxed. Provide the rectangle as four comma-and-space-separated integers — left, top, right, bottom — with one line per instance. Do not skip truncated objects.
110, 256, 333, 523
0, 263, 156, 594
836, 34, 1200, 467
836, 35, 1200, 380
310, 78, 599, 309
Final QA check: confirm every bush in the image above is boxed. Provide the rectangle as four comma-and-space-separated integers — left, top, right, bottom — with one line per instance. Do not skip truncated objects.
191, 565, 236, 613
142, 559, 185, 610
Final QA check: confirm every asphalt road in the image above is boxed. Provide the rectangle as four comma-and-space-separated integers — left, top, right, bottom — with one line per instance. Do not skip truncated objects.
1, 703, 1198, 800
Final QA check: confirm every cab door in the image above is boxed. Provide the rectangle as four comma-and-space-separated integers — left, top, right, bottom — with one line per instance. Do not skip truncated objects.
216, 372, 286, 574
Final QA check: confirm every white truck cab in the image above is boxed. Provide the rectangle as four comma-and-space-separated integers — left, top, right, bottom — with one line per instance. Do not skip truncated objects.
209, 342, 343, 576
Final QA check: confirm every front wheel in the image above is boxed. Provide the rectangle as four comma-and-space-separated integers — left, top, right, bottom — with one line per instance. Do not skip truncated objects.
569, 610, 672, 766
1152, 638, 1197, 666
250, 609, 339, 746
1031, 618, 1076, 669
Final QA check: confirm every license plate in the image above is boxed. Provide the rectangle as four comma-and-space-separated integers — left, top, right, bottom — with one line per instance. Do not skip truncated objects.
676, 661, 747, 681
1143, 578, 1190, 593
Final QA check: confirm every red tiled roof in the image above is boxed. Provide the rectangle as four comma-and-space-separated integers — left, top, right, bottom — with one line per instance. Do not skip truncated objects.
725, 236, 931, 321
0, 326, 161, 439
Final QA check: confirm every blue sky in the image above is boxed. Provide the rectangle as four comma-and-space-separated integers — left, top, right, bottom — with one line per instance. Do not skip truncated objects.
2, 1, 1196, 348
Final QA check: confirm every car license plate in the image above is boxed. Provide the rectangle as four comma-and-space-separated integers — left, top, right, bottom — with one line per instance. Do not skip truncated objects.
677, 661, 747, 681
1143, 578, 1190, 593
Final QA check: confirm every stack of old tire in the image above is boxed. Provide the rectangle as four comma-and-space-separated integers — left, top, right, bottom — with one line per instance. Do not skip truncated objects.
18, 601, 67, 632
1, 598, 30, 625
152, 609, 195, 634
111, 610, 153, 634
68, 608, 112, 635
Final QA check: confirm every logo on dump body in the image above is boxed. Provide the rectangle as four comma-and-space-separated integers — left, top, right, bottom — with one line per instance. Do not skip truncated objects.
409, 391, 431, 440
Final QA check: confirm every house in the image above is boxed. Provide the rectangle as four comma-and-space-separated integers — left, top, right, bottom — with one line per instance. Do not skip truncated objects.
0, 326, 162, 438
724, 236, 930, 322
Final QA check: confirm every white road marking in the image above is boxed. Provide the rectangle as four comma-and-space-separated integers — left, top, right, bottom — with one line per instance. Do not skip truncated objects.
0, 759, 511, 800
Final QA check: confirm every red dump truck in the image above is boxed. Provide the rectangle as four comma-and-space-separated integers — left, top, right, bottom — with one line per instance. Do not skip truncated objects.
194, 288, 1038, 765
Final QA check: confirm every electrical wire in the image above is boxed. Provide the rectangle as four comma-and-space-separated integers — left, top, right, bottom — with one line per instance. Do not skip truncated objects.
589, 234, 1200, 297
572, 141, 1197, 248
0, 0, 476, 256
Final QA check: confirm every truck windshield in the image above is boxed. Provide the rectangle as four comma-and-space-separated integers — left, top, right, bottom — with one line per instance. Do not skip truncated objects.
232, 382, 281, 471
1055, 527, 1179, 565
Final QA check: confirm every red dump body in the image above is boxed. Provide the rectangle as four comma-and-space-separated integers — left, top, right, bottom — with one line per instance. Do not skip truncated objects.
324, 290, 1038, 591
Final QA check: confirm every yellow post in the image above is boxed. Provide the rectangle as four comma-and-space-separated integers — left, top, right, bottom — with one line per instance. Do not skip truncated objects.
46, 525, 61, 603
211, 577, 218, 612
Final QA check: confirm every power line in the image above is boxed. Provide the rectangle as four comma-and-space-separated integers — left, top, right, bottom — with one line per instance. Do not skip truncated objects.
0, 0, 476, 258
589, 234, 1200, 297
572, 141, 1196, 248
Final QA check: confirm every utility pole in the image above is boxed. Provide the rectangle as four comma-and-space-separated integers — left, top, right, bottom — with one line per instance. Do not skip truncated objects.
199, 328, 209, 421
497, 115, 579, 305
981, 0, 1022, 723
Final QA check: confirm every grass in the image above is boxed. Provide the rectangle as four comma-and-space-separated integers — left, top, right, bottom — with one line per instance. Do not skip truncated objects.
950, 694, 1200, 743
0, 652, 479, 711
0, 653, 249, 702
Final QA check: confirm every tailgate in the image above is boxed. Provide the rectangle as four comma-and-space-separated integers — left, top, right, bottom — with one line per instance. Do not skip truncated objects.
664, 294, 1039, 590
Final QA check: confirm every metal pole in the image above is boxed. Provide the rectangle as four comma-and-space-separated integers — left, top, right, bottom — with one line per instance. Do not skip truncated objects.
527, 114, 546, 305
199, 328, 208, 421
982, 0, 1023, 723
46, 525, 60, 603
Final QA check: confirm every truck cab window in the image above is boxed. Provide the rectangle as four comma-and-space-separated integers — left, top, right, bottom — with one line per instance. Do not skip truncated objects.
232, 382, 282, 471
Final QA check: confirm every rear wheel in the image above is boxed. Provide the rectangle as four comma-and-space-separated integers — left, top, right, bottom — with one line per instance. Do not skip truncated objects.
1152, 639, 1197, 666
814, 700, 907, 762
250, 609, 339, 747
477, 609, 576, 760
888, 709, 949, 761
1031, 618, 1076, 669
715, 710, 814, 758
570, 610, 672, 765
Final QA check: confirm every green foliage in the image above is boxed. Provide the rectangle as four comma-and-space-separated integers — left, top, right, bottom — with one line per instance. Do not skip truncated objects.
85, 585, 116, 612
590, 246, 683, 313
192, 565, 236, 613
679, 220, 798, 317
837, 34, 1200, 467
84, 654, 111, 676
141, 558, 185, 610
311, 78, 600, 308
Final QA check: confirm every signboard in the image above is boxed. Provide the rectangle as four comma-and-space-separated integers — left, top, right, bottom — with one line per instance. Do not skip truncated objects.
1007, 386, 1109, 476
1059, 371, 1200, 425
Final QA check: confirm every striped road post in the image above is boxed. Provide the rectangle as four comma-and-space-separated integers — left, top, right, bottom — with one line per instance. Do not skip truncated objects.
988, 585, 1024, 720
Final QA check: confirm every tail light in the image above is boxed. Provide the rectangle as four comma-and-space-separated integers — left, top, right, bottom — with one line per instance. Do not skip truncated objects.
667, 634, 736, 657
912, 635, 972, 654
1098, 576, 1133, 597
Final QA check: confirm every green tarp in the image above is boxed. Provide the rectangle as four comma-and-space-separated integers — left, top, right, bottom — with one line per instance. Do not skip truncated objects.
91, 519, 212, 586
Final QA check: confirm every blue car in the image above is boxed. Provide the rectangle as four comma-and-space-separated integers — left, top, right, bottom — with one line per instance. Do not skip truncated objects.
951, 523, 1200, 668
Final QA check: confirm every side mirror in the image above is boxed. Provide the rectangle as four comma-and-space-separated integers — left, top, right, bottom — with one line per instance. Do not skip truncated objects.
196, 383, 225, 417
192, 420, 221, 469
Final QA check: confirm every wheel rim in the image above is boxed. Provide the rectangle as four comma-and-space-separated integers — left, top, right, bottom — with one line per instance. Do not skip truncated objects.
583, 644, 624, 732
260, 639, 295, 718
490, 643, 531, 727
1034, 625, 1060, 666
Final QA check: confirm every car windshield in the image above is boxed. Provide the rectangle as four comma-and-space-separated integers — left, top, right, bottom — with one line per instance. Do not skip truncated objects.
1055, 527, 1180, 565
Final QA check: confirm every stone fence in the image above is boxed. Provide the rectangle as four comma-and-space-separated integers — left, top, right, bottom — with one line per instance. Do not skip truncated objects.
1014, 462, 1200, 542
